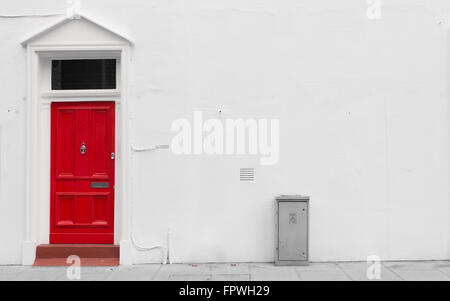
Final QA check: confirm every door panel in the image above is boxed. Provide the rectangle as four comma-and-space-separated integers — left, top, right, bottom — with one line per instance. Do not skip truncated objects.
56, 109, 75, 177
278, 202, 308, 261
50, 102, 115, 244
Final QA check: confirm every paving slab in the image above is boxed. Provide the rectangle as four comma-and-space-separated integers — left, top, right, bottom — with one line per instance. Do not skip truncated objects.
250, 263, 300, 281
388, 269, 450, 281
337, 262, 402, 281
435, 264, 450, 277
57, 267, 115, 281
106, 265, 160, 281
169, 274, 213, 281
383, 261, 450, 281
0, 265, 30, 273
11, 267, 66, 281
296, 262, 342, 272
210, 263, 250, 275
153, 264, 211, 281
0, 266, 31, 281
298, 270, 351, 281
384, 261, 448, 271
212, 274, 251, 281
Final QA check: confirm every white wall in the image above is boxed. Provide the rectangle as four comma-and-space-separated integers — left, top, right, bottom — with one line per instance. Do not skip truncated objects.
0, 0, 450, 264
0, 15, 38, 264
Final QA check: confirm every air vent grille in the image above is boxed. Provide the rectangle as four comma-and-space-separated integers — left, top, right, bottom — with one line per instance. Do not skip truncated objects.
240, 168, 255, 182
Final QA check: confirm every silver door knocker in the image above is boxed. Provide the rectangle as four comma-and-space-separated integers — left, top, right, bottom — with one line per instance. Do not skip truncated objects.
80, 140, 87, 155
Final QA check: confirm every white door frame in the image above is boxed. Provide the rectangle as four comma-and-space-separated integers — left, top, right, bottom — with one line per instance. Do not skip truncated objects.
22, 44, 132, 265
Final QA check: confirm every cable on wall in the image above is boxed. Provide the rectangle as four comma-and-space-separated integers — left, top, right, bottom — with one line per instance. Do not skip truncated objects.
130, 230, 168, 264
129, 144, 172, 264
129, 184, 169, 264
131, 145, 170, 152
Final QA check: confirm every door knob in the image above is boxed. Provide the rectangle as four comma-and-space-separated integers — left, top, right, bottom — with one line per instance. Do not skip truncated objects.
80, 141, 87, 155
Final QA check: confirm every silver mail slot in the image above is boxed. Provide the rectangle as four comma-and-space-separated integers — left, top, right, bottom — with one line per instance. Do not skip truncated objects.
91, 182, 109, 189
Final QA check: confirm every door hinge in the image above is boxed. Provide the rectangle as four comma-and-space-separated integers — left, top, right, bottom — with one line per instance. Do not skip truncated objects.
111, 152, 115, 160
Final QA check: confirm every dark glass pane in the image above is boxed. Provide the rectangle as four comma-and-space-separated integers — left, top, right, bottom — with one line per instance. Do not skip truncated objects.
51, 59, 116, 90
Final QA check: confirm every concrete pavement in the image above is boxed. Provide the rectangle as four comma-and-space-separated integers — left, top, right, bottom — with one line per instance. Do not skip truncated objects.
1, 261, 450, 281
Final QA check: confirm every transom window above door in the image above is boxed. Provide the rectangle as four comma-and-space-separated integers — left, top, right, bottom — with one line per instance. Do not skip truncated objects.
51, 59, 116, 90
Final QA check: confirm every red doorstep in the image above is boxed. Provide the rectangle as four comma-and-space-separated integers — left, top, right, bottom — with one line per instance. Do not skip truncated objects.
33, 244, 119, 267
34, 257, 119, 267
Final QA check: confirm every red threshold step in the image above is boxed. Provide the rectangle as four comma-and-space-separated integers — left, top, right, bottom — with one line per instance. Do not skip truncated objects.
34, 244, 119, 267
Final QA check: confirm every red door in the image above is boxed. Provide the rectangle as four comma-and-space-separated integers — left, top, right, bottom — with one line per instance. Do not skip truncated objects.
50, 102, 115, 244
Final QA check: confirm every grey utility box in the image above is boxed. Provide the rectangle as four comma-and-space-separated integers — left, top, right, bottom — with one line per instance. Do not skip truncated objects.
275, 195, 309, 266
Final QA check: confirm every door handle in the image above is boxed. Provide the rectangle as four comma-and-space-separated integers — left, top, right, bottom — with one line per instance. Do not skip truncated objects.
80, 141, 87, 155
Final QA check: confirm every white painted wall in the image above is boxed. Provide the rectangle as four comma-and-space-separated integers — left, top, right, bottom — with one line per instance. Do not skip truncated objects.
0, 0, 450, 264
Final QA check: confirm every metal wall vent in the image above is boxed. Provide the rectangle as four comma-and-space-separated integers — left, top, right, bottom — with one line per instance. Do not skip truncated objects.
240, 168, 255, 182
